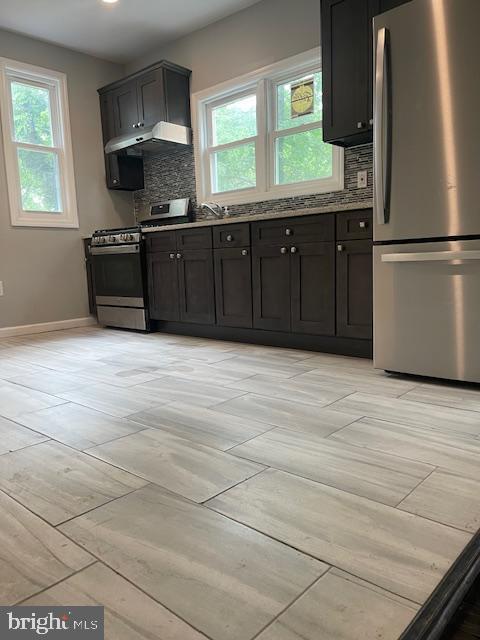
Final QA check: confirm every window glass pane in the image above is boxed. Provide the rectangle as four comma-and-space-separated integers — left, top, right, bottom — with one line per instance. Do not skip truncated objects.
212, 95, 256, 145
17, 148, 62, 212
277, 72, 322, 131
275, 128, 332, 185
212, 142, 256, 193
11, 81, 54, 146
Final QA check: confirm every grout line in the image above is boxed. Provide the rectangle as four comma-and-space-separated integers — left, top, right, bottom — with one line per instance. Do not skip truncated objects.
199, 467, 269, 504
223, 425, 278, 452
14, 561, 99, 606
393, 465, 439, 509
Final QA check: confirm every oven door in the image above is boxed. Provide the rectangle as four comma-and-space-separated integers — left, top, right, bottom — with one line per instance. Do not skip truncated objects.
90, 244, 145, 308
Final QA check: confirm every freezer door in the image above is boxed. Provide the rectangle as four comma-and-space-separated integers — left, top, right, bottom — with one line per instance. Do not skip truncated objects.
374, 240, 480, 382
373, 0, 480, 242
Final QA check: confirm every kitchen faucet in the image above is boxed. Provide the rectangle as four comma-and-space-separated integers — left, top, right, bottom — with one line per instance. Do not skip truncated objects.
200, 202, 229, 218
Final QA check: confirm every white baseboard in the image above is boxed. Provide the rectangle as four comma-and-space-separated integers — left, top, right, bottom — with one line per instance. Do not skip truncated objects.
0, 316, 98, 339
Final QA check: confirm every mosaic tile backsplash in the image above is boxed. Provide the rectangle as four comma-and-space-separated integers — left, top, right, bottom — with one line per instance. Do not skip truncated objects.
133, 143, 373, 220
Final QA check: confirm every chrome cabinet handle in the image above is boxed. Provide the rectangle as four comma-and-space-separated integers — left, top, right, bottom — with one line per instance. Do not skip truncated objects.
359, 221, 367, 229
280, 247, 288, 254
285, 228, 293, 236
169, 253, 175, 259
132, 123, 138, 129
241, 249, 248, 256
112, 178, 118, 184
290, 246, 297, 254
226, 234, 233, 242
176, 253, 182, 259
357, 121, 366, 129
337, 244, 344, 252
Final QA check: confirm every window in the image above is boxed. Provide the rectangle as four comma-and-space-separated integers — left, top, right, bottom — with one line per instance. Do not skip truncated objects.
0, 58, 78, 227
193, 49, 343, 206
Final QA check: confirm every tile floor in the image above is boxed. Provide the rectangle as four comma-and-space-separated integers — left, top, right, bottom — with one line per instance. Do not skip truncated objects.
0, 326, 479, 640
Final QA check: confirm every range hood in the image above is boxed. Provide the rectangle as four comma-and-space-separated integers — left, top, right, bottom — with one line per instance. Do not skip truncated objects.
105, 121, 192, 155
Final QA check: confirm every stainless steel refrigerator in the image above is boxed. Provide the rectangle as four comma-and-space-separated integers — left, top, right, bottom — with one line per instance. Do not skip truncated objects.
373, 0, 480, 383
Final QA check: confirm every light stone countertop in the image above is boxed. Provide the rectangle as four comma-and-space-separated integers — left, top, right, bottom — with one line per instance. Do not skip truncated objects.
141, 201, 373, 234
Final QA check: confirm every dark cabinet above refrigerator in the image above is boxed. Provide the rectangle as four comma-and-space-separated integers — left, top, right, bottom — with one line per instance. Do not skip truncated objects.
320, 0, 410, 147
98, 60, 191, 191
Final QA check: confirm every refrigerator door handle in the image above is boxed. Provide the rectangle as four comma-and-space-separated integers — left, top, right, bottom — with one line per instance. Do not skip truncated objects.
374, 27, 391, 225
382, 250, 480, 263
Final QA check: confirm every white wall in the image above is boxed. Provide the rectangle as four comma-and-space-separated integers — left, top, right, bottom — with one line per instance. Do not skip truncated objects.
0, 28, 132, 329
127, 0, 321, 93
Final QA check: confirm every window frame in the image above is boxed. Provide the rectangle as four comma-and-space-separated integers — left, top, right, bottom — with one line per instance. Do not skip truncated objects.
192, 48, 344, 207
0, 57, 79, 228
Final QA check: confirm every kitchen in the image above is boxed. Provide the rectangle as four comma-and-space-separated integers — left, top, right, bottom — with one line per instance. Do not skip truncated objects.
0, 1, 479, 639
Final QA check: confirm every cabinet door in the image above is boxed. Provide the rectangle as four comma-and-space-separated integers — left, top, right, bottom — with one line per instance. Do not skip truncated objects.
136, 69, 166, 129
147, 252, 180, 321
214, 248, 252, 329
336, 240, 373, 339
321, 0, 377, 145
178, 249, 215, 325
291, 242, 335, 336
252, 246, 291, 332
111, 80, 138, 136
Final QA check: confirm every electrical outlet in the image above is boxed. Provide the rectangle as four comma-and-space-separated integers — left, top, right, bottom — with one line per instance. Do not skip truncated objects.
0, 281, 3, 296
357, 170, 368, 189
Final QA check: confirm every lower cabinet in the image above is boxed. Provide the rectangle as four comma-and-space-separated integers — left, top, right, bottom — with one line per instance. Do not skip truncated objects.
147, 237, 215, 325
147, 251, 179, 321
214, 247, 253, 328
178, 249, 215, 324
291, 242, 335, 335
336, 239, 373, 339
252, 245, 291, 331
252, 242, 335, 335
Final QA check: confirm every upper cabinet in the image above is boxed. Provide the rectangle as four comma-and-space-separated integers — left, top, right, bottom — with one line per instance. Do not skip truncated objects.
321, 0, 410, 147
98, 61, 191, 190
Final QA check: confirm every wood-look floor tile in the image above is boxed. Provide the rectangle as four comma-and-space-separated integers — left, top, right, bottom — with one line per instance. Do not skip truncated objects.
214, 393, 359, 436
0, 415, 48, 455
60, 484, 327, 640
14, 403, 147, 450
402, 383, 480, 413
211, 355, 315, 379
0, 381, 66, 419
58, 383, 168, 417
129, 401, 272, 450
134, 375, 245, 408
74, 362, 166, 388
0, 441, 147, 525
329, 392, 480, 436
0, 358, 45, 380
140, 360, 251, 386
24, 563, 207, 639
257, 569, 418, 640
206, 469, 471, 604
230, 428, 433, 506
0, 490, 93, 604
296, 368, 417, 398
7, 370, 92, 395
225, 374, 350, 406
87, 428, 264, 502
399, 470, 480, 532
331, 417, 480, 479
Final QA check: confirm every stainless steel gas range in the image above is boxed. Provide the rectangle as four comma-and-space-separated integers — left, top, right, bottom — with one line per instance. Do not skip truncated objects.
90, 226, 149, 331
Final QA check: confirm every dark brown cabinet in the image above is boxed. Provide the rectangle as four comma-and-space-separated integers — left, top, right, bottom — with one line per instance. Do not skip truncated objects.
291, 242, 335, 335
214, 248, 253, 329
147, 251, 180, 321
321, 0, 410, 147
336, 240, 373, 339
98, 61, 191, 190
146, 229, 215, 325
252, 245, 291, 332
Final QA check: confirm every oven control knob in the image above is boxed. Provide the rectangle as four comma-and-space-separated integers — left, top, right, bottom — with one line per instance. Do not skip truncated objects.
100, 237, 106, 244
128, 234, 134, 241
109, 236, 116, 243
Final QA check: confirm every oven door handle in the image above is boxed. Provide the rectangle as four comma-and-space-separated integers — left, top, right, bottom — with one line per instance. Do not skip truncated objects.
90, 244, 140, 255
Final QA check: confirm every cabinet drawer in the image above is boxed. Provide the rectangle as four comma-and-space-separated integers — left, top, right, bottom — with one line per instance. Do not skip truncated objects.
145, 231, 176, 253
336, 210, 373, 240
252, 215, 334, 246
213, 223, 250, 248
176, 227, 212, 250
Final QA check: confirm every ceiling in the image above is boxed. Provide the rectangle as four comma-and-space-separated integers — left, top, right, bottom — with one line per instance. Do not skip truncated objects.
0, 0, 263, 64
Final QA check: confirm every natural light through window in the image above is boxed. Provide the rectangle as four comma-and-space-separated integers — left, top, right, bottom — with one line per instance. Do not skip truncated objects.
193, 49, 343, 206
0, 58, 78, 227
